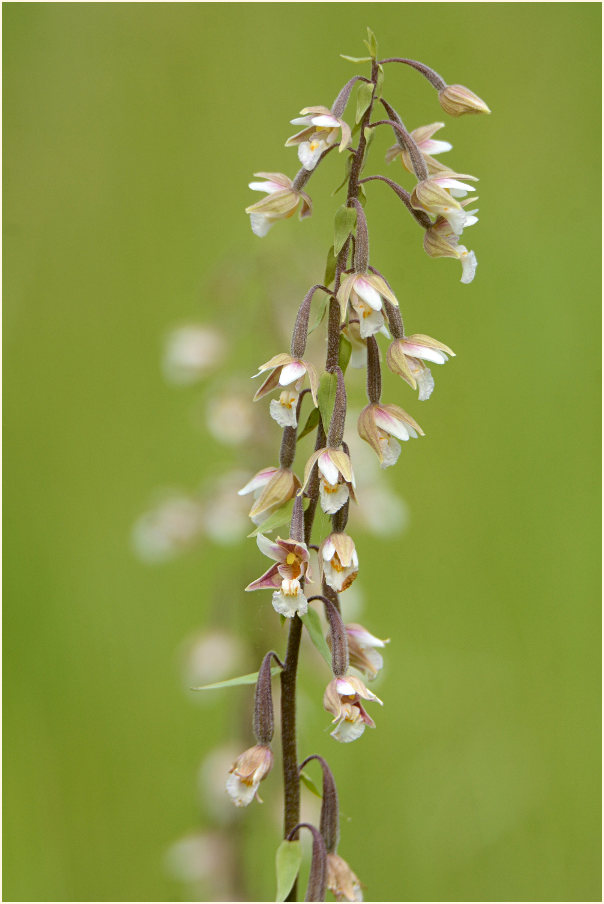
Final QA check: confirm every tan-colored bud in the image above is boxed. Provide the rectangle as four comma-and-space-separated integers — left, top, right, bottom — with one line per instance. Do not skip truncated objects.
248, 468, 300, 522
326, 852, 363, 902
438, 84, 491, 117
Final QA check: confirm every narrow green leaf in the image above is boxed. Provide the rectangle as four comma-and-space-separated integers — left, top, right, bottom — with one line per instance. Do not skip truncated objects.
355, 81, 374, 124
374, 63, 385, 101
364, 27, 378, 59
334, 205, 356, 256
331, 155, 353, 197
309, 293, 329, 333
300, 771, 323, 799
192, 666, 281, 691
357, 184, 368, 208
247, 498, 295, 537
317, 371, 338, 433
276, 840, 302, 902
297, 406, 320, 442
338, 335, 352, 374
301, 608, 332, 667
340, 54, 372, 63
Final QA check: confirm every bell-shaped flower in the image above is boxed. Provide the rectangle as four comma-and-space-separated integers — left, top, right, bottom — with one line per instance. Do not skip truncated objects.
358, 403, 424, 468
270, 389, 299, 428
238, 466, 300, 525
253, 353, 319, 408
323, 675, 382, 743
387, 334, 455, 401
411, 174, 478, 235
245, 172, 312, 237
346, 624, 389, 681
245, 533, 311, 617
226, 744, 273, 807
424, 213, 478, 284
300, 447, 356, 515
326, 853, 364, 902
286, 106, 352, 171
337, 271, 399, 339
320, 533, 359, 592
439, 84, 491, 117
386, 121, 452, 176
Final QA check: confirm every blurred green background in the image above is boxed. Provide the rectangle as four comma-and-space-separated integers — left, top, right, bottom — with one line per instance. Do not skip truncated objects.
3, 3, 601, 902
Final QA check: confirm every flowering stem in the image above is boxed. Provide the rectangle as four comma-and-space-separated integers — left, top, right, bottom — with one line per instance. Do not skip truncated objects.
368, 117, 428, 181
377, 57, 446, 91
366, 336, 382, 404
359, 174, 432, 228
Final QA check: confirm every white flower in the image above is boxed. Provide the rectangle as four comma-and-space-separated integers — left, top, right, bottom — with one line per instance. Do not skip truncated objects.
286, 106, 352, 171
320, 533, 359, 592
358, 403, 424, 469
238, 466, 300, 525
423, 215, 479, 283
323, 676, 382, 743
245, 534, 311, 618
386, 121, 452, 176
162, 325, 226, 385
346, 624, 389, 680
269, 389, 299, 428
245, 172, 312, 236
326, 853, 364, 902
387, 334, 455, 401
226, 745, 273, 807
301, 447, 356, 515
337, 271, 399, 339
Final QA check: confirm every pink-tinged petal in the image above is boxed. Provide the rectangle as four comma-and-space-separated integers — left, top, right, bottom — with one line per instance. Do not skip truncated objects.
422, 139, 453, 155
353, 277, 383, 311
355, 701, 377, 726
248, 180, 284, 194
401, 342, 448, 365
321, 537, 336, 561
335, 678, 357, 695
317, 452, 340, 486
256, 533, 284, 561
310, 113, 340, 127
279, 361, 307, 385
245, 563, 281, 591
374, 408, 411, 442
238, 467, 278, 496
436, 177, 476, 193
290, 116, 314, 126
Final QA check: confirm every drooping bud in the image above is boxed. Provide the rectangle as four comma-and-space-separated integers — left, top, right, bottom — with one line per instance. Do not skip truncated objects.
253, 651, 283, 745
287, 823, 327, 903
299, 755, 340, 854
438, 84, 491, 117
226, 744, 274, 807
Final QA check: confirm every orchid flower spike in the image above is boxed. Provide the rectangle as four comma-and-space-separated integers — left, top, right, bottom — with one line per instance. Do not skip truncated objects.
245, 172, 312, 237
286, 106, 352, 171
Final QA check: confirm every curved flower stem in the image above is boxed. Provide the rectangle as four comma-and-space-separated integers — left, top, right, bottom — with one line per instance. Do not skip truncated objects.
358, 175, 431, 228
377, 57, 446, 91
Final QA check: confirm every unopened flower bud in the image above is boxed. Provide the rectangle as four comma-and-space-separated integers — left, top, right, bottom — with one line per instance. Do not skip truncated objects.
326, 853, 363, 902
226, 744, 273, 807
439, 84, 491, 117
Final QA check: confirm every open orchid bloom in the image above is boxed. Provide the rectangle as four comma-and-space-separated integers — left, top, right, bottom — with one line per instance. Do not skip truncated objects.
358, 403, 424, 468
238, 467, 300, 525
226, 745, 273, 807
320, 533, 359, 592
387, 334, 455, 401
323, 675, 382, 743
386, 121, 452, 175
411, 173, 478, 235
245, 172, 312, 237
424, 211, 478, 283
245, 533, 311, 617
286, 105, 352, 171
345, 624, 389, 681
337, 271, 398, 339
326, 853, 364, 902
301, 447, 356, 515
253, 353, 319, 408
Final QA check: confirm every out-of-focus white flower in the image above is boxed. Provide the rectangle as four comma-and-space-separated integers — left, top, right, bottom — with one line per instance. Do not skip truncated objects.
320, 533, 359, 592
132, 494, 204, 563
323, 676, 382, 743
387, 334, 455, 401
353, 483, 409, 537
345, 624, 389, 681
326, 853, 364, 902
164, 831, 232, 885
358, 404, 424, 468
206, 393, 255, 445
238, 466, 300, 525
203, 470, 251, 545
162, 325, 226, 385
337, 271, 399, 339
226, 744, 273, 806
198, 744, 244, 823
286, 106, 352, 171
245, 534, 311, 618
386, 121, 452, 175
245, 172, 312, 237
182, 630, 245, 690
300, 447, 356, 515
